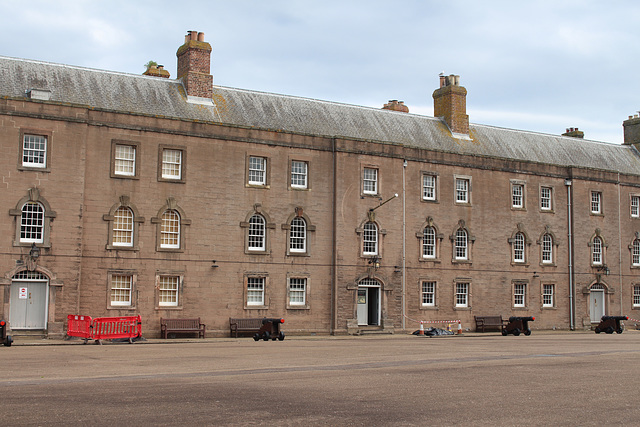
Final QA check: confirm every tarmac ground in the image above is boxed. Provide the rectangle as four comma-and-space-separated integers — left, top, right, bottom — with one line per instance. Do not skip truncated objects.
0, 330, 639, 426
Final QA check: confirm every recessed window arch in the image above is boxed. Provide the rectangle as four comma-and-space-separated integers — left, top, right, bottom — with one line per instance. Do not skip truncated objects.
282, 207, 316, 256
537, 226, 558, 266
588, 229, 607, 267
103, 195, 144, 251
10, 188, 56, 248
415, 217, 443, 262
151, 198, 191, 252
629, 233, 640, 268
240, 204, 275, 254
356, 214, 387, 259
449, 220, 475, 263
508, 223, 531, 265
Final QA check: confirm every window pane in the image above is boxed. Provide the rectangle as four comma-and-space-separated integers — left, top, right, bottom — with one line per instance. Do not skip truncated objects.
633, 240, 640, 266
422, 281, 435, 306
541, 187, 552, 210
158, 276, 179, 306
542, 234, 553, 263
513, 233, 525, 262
22, 134, 47, 167
162, 149, 182, 179
20, 202, 44, 243
289, 278, 306, 305
455, 283, 468, 307
455, 229, 467, 260
543, 284, 554, 307
512, 184, 523, 208
592, 237, 602, 265
632, 196, 639, 217
291, 161, 308, 188
456, 179, 468, 203
363, 222, 378, 255
423, 227, 435, 258
161, 210, 180, 248
422, 175, 435, 200
634, 285, 640, 307
248, 215, 265, 250
115, 145, 135, 176
363, 168, 378, 194
591, 192, 601, 214
247, 277, 265, 305
289, 217, 306, 252
514, 283, 525, 307
249, 157, 266, 185
113, 207, 133, 246
111, 275, 132, 306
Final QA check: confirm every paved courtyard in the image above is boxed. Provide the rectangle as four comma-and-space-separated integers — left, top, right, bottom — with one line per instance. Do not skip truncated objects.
0, 331, 638, 426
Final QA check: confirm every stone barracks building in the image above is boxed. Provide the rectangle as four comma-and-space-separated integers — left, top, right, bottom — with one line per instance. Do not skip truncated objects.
2, 31, 640, 338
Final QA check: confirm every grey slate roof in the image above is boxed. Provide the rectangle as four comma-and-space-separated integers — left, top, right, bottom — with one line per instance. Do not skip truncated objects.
1, 55, 639, 175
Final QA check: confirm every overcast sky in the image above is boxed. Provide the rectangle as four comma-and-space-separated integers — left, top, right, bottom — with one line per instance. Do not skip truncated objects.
2, 1, 639, 144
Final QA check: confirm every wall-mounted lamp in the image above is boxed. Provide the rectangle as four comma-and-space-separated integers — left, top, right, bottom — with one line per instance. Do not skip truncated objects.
596, 265, 610, 276
211, 260, 219, 268
368, 256, 380, 270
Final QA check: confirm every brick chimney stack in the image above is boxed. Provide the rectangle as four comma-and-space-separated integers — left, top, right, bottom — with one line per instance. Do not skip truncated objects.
176, 30, 213, 99
382, 100, 409, 113
432, 74, 469, 135
623, 114, 640, 146
562, 127, 584, 139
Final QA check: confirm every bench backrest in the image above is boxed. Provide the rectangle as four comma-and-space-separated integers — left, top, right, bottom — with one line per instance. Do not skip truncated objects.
161, 318, 201, 328
475, 316, 502, 323
230, 318, 263, 329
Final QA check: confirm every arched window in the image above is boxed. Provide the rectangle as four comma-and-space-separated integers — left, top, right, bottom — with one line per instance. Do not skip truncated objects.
20, 201, 45, 243
248, 214, 266, 251
592, 236, 603, 265
513, 232, 525, 263
363, 222, 378, 255
289, 217, 306, 253
542, 234, 553, 264
422, 226, 436, 259
160, 210, 180, 249
113, 207, 134, 247
455, 229, 468, 260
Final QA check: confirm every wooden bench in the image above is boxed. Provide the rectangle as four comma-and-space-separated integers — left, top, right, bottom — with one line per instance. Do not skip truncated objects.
229, 317, 263, 338
474, 315, 505, 333
160, 318, 206, 339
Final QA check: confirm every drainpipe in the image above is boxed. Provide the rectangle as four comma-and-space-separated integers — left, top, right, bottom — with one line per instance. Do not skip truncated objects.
617, 173, 624, 316
331, 138, 338, 335
565, 179, 575, 330
402, 159, 407, 330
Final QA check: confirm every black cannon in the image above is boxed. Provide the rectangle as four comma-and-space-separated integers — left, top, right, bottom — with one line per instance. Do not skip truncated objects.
0, 320, 12, 347
594, 315, 628, 334
253, 318, 285, 341
502, 316, 535, 336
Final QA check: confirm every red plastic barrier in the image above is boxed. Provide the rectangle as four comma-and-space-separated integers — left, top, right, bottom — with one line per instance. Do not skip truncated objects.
67, 314, 141, 343
91, 316, 142, 342
67, 314, 93, 340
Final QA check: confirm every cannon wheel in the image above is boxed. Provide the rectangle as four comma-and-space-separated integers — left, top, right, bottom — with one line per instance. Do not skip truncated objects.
501, 329, 507, 336
3, 336, 12, 347
278, 332, 285, 341
594, 327, 601, 334
263, 331, 271, 341
605, 326, 614, 334
253, 333, 260, 341
616, 328, 623, 334
524, 329, 532, 336
512, 328, 520, 336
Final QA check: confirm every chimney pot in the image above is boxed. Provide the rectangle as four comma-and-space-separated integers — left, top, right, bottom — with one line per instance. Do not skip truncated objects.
198, 32, 205, 42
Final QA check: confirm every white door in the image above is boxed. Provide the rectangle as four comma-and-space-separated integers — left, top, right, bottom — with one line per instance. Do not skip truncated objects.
357, 286, 380, 326
590, 290, 605, 323
357, 289, 368, 326
9, 273, 49, 329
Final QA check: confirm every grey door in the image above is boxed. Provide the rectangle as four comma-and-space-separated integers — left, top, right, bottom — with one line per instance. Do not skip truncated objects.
590, 289, 605, 323
10, 280, 48, 329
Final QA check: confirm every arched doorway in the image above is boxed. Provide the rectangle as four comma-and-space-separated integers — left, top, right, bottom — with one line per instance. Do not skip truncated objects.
9, 271, 49, 329
589, 283, 606, 323
357, 278, 380, 326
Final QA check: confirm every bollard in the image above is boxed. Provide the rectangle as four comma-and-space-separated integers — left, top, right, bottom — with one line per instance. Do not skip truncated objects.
418, 321, 424, 335
457, 322, 462, 335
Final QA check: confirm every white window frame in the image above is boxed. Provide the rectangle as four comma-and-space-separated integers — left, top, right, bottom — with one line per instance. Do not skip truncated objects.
363, 222, 379, 255
157, 275, 179, 307
421, 281, 436, 307
248, 156, 266, 185
592, 236, 603, 265
455, 282, 469, 307
110, 274, 133, 307
289, 217, 307, 253
248, 214, 266, 251
634, 285, 640, 308
291, 160, 308, 189
591, 191, 602, 214
160, 210, 180, 249
22, 134, 47, 168
422, 226, 436, 259
543, 284, 554, 308
114, 144, 136, 177
288, 277, 307, 306
363, 168, 378, 195
540, 186, 552, 211
455, 229, 468, 260
513, 232, 525, 263
112, 206, 134, 247
422, 174, 436, 201
20, 201, 45, 243
632, 195, 640, 218
161, 148, 182, 180
542, 234, 553, 264
514, 283, 526, 307
512, 183, 524, 209
247, 276, 265, 306
633, 239, 640, 267
455, 178, 469, 204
